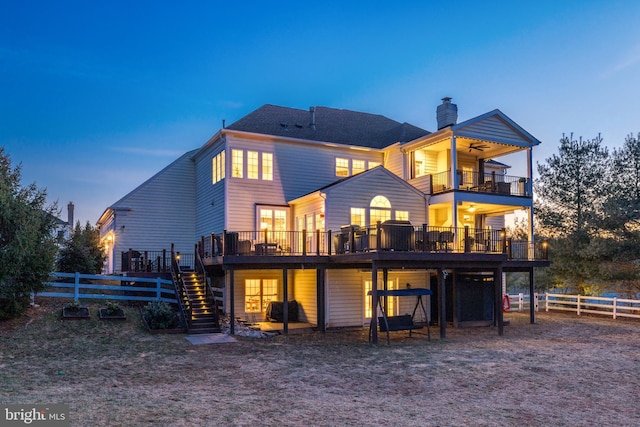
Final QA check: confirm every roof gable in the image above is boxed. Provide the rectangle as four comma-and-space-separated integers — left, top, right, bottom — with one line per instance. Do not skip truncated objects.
290, 166, 424, 204
452, 109, 541, 146
227, 104, 429, 149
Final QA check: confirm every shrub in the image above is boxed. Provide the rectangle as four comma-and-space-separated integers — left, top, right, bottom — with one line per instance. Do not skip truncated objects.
142, 301, 178, 330
64, 300, 82, 312
104, 300, 123, 316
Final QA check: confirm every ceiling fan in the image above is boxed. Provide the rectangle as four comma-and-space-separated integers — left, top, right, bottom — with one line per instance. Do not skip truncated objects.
468, 143, 490, 152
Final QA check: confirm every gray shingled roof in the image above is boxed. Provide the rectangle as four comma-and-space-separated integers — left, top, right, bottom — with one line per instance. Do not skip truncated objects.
226, 104, 429, 149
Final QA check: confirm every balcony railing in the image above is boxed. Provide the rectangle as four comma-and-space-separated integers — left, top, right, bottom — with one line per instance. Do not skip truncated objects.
198, 225, 548, 261
430, 170, 531, 196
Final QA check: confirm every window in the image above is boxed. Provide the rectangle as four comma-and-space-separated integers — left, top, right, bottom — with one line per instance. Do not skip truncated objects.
336, 158, 349, 177
212, 151, 225, 184
258, 206, 289, 246
368, 161, 381, 169
232, 149, 243, 178
370, 195, 391, 225
395, 211, 409, 221
245, 279, 278, 313
364, 279, 396, 318
350, 208, 366, 227
262, 152, 273, 181
247, 151, 259, 179
352, 159, 365, 175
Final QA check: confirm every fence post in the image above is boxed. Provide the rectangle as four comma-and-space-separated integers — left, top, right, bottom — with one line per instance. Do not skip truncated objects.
613, 297, 617, 320
577, 295, 581, 316
74, 272, 80, 301
156, 277, 162, 301
545, 293, 549, 312
518, 293, 524, 312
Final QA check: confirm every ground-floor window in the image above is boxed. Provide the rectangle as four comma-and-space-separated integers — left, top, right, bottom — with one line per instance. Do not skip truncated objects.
245, 279, 278, 313
364, 279, 396, 319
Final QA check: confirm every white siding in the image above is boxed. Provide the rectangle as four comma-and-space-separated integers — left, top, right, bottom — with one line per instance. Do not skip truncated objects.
194, 138, 226, 236
293, 269, 317, 324
324, 168, 426, 231
109, 151, 196, 271
326, 270, 431, 328
384, 145, 405, 179
458, 116, 530, 144
326, 270, 363, 328
223, 134, 384, 231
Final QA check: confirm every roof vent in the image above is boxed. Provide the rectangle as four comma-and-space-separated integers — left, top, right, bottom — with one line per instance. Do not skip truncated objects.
436, 97, 458, 130
309, 106, 316, 130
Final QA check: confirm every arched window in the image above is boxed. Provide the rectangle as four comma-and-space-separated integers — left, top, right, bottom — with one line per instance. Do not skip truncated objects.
370, 195, 391, 225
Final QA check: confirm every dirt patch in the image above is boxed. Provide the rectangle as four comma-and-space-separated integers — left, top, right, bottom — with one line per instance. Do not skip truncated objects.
1, 303, 639, 426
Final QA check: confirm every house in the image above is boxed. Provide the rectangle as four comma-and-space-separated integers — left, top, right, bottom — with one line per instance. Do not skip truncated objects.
97, 98, 548, 341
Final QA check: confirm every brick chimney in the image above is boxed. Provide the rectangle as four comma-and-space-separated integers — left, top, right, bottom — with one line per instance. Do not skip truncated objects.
67, 202, 74, 228
436, 97, 458, 130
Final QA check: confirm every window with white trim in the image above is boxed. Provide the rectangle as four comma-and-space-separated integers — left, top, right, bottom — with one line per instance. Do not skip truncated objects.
262, 152, 273, 181
248, 151, 259, 179
395, 211, 409, 221
364, 279, 396, 318
370, 195, 391, 225
352, 159, 365, 175
212, 151, 225, 184
350, 208, 366, 227
245, 279, 278, 313
336, 158, 349, 177
232, 149, 243, 178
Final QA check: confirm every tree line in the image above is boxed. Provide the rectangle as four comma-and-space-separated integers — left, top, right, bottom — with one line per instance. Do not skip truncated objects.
534, 133, 640, 297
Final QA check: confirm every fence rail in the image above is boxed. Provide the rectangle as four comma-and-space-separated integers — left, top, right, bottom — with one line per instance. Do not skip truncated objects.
506, 293, 640, 320
37, 272, 178, 304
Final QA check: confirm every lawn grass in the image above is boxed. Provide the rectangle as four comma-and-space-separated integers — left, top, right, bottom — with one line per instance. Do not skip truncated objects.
1, 301, 640, 426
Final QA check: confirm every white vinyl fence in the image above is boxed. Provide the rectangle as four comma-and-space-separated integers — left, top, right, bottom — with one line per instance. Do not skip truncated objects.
507, 293, 640, 320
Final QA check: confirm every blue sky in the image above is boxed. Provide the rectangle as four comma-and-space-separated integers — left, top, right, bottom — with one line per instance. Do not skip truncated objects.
2, 1, 640, 225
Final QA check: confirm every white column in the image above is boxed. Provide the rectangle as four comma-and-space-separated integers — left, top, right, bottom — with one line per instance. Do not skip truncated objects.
450, 136, 458, 189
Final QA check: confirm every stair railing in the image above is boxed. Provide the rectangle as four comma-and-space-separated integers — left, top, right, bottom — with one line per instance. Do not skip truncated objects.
195, 243, 221, 327
171, 246, 193, 331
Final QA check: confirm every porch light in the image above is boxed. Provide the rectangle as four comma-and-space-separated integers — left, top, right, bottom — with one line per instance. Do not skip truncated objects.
467, 204, 476, 213
176, 252, 181, 263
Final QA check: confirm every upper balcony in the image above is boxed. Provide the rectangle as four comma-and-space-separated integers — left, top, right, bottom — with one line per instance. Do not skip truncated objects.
425, 169, 532, 196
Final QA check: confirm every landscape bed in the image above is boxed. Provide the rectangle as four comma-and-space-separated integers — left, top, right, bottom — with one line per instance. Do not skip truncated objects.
1, 301, 639, 426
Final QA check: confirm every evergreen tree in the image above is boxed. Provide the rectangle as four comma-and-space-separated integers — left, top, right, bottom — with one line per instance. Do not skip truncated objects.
0, 147, 59, 319
535, 133, 609, 239
534, 134, 609, 293
57, 221, 106, 274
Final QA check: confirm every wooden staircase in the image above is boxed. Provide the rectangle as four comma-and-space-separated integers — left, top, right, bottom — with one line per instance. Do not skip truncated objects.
179, 269, 221, 334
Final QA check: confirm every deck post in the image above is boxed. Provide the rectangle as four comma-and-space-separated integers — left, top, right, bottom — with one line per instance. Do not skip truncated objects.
382, 268, 389, 315
529, 267, 536, 324
371, 263, 378, 344
229, 269, 235, 335
438, 268, 446, 339
283, 268, 289, 335
316, 268, 326, 332
495, 266, 504, 335
302, 229, 307, 256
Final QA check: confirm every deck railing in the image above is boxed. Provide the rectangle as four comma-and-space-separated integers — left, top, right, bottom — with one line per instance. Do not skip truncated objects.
430, 169, 530, 196
199, 225, 548, 261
